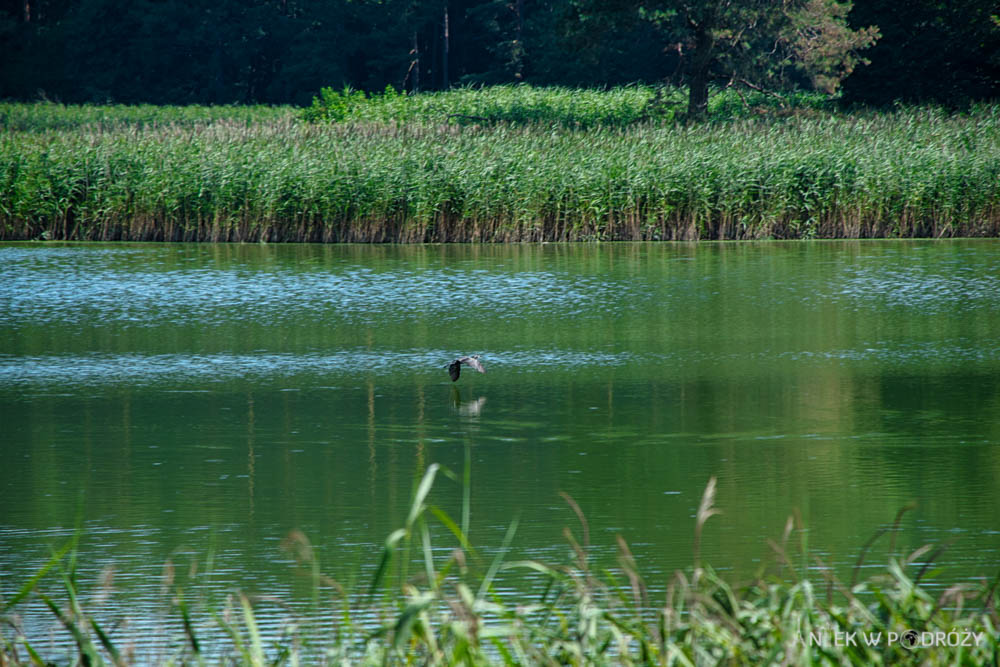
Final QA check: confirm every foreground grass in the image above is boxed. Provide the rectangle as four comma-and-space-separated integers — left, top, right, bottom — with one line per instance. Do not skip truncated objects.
1, 88, 999, 242
1, 468, 997, 665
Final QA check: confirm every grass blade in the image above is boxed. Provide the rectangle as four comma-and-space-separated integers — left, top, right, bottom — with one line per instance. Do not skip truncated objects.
88, 617, 123, 666
2, 540, 73, 611
367, 528, 407, 600
37, 590, 101, 666
407, 463, 440, 528
477, 516, 519, 602
239, 594, 266, 666
176, 592, 201, 656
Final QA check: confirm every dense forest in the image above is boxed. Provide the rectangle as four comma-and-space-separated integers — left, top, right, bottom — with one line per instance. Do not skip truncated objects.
1, 0, 998, 109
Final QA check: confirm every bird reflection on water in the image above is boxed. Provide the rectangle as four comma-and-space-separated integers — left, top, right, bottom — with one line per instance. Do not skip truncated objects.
450, 387, 487, 417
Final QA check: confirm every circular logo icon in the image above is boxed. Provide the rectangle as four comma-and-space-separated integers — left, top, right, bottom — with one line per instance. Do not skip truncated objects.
900, 630, 919, 650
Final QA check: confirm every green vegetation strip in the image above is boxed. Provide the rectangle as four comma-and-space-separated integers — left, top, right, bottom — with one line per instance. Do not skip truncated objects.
1, 87, 999, 242
1, 468, 997, 665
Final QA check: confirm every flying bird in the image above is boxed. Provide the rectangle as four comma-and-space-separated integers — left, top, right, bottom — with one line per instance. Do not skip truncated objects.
448, 355, 486, 382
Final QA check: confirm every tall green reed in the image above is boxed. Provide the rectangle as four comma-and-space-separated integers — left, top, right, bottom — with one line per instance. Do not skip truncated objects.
1, 96, 998, 243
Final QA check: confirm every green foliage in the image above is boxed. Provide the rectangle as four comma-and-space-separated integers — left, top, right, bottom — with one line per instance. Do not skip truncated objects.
581, 0, 881, 116
300, 84, 690, 127
303, 86, 373, 123
784, 0, 881, 95
1, 97, 999, 243
2, 470, 998, 665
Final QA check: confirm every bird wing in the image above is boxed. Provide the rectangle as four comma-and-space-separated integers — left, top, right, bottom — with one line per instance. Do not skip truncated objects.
448, 360, 461, 382
462, 356, 486, 374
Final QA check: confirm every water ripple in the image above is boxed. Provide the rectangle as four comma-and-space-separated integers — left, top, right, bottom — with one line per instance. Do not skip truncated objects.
4, 340, 995, 390
0, 348, 644, 388
781, 341, 1000, 364
0, 247, 652, 327
837, 266, 1000, 312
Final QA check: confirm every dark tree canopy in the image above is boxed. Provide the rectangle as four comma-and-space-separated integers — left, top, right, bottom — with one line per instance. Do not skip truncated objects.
841, 0, 1000, 105
573, 0, 880, 116
0, 0, 995, 106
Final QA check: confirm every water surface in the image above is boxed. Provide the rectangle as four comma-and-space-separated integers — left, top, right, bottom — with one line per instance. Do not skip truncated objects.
2, 240, 999, 655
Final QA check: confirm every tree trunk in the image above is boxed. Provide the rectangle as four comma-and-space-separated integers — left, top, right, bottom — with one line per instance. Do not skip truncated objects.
443, 5, 449, 89
687, 68, 709, 118
413, 31, 420, 92
687, 22, 714, 118
516, 0, 524, 78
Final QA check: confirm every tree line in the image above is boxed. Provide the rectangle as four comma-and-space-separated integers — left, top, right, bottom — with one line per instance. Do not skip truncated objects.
1, 0, 997, 111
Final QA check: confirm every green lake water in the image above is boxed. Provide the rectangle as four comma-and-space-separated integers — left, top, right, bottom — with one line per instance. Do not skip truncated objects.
2, 240, 999, 654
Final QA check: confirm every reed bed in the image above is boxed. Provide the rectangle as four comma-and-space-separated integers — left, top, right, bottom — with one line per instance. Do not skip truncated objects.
2, 468, 997, 665
301, 84, 825, 126
1, 93, 998, 242
0, 102, 296, 132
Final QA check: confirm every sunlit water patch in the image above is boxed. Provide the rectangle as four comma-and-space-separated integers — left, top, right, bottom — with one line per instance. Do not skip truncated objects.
0, 247, 655, 328
10, 339, 995, 391
837, 258, 1000, 313
0, 348, 648, 388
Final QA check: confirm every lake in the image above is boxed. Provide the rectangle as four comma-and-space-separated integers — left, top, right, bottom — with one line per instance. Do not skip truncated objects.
2, 240, 999, 656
